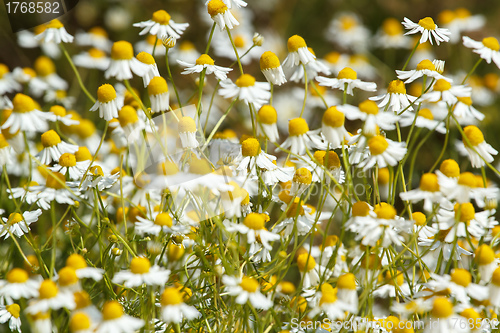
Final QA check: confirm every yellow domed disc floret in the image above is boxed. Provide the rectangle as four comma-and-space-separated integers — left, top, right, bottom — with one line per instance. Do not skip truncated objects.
288, 118, 309, 136
97, 84, 117, 104
260, 51, 281, 70
111, 41, 134, 60
241, 138, 261, 157
258, 105, 277, 124
287, 35, 307, 53
322, 106, 345, 127
151, 10, 171, 25
130, 257, 151, 274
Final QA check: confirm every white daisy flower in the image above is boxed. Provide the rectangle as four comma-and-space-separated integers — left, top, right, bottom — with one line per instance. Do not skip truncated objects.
66, 254, 104, 281
374, 18, 413, 49
338, 100, 399, 136
463, 36, 500, 69
282, 35, 316, 68
400, 173, 448, 211
325, 12, 370, 52
136, 52, 160, 87
0, 134, 14, 166
320, 106, 351, 148
205, 0, 247, 8
237, 137, 277, 174
289, 48, 331, 83
222, 275, 273, 310
95, 301, 145, 333
160, 287, 200, 324
422, 79, 472, 105
207, 0, 239, 31
369, 79, 418, 113
26, 279, 76, 314
308, 284, 355, 321
0, 304, 22, 333
112, 257, 170, 288
135, 212, 187, 237
274, 197, 317, 237
21, 172, 80, 210
75, 26, 112, 51
219, 74, 271, 109
90, 84, 123, 121
37, 130, 78, 165
0, 209, 42, 239
488, 267, 500, 308
148, 76, 170, 113
133, 10, 189, 39
450, 96, 485, 123
357, 135, 407, 171
105, 41, 149, 81
178, 54, 232, 81
1, 93, 54, 134
68, 312, 96, 333
402, 17, 451, 45
0, 268, 40, 302
461, 125, 497, 168
73, 48, 110, 70
316, 67, 376, 96
296, 253, 330, 289
224, 213, 280, 251
0, 64, 21, 94
399, 108, 447, 134
35, 19, 74, 44
257, 105, 280, 142
260, 51, 286, 86
396, 59, 451, 84
278, 118, 327, 155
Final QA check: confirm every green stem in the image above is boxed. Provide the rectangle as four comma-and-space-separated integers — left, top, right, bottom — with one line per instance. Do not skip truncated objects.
60, 44, 96, 103
401, 40, 420, 71
226, 29, 244, 75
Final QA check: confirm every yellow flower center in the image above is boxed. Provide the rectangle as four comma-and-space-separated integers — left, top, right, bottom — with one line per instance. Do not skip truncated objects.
457, 96, 472, 106
412, 212, 426, 226
322, 235, 338, 248
88, 48, 106, 59
450, 268, 471, 287
234, 35, 245, 48
475, 244, 495, 265
45, 19, 63, 29
178, 116, 196, 133
378, 168, 390, 185
257, 105, 277, 124
440, 159, 460, 178
454, 203, 475, 223
161, 287, 183, 306
320, 287, 338, 305
337, 67, 357, 80
458, 172, 477, 187
119, 106, 139, 127
433, 79, 452, 92
39, 280, 58, 299
59, 153, 76, 167
324, 151, 341, 169
50, 105, 67, 117
207, 0, 227, 16
313, 151, 326, 165
243, 213, 265, 230
286, 197, 305, 218
416, 59, 436, 71
419, 173, 439, 192
6, 304, 20, 319
417, 108, 434, 120
382, 18, 402, 36
196, 54, 215, 66
288, 118, 309, 136
340, 16, 357, 30
136, 52, 156, 65
418, 17, 437, 30
359, 100, 379, 115
352, 201, 370, 217
368, 135, 388, 155
151, 10, 171, 25
8, 212, 23, 225
240, 276, 259, 293
287, 35, 307, 52
431, 297, 453, 318
260, 51, 280, 70
374, 202, 396, 219
463, 125, 484, 146
13, 93, 36, 113
102, 301, 124, 320
325, 51, 341, 64
438, 10, 455, 24
46, 172, 66, 189
154, 213, 173, 227
58, 267, 78, 286
148, 76, 169, 96
130, 257, 151, 274
34, 56, 55, 76
69, 312, 91, 332
387, 80, 406, 94
0, 64, 8, 79
235, 74, 256, 87
337, 273, 356, 290
167, 243, 185, 261
66, 254, 87, 270
97, 84, 117, 103
385, 270, 404, 286
293, 167, 312, 185
297, 253, 316, 272
492, 267, 500, 286
241, 138, 261, 157
6, 268, 29, 283
483, 37, 500, 51
111, 41, 134, 60
41, 130, 62, 148
75, 147, 92, 162
322, 106, 344, 127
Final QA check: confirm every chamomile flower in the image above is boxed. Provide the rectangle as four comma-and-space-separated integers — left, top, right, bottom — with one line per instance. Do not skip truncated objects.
308, 284, 354, 321
112, 257, 170, 288
136, 52, 160, 87
279, 118, 326, 155
0, 268, 40, 302
402, 17, 451, 45
160, 287, 200, 324
75, 26, 112, 51
0, 304, 21, 332
462, 125, 497, 168
374, 18, 412, 49
207, 0, 239, 31
275, 197, 316, 237
336, 273, 358, 310
321, 106, 351, 148
2, 93, 53, 134
257, 105, 279, 142
260, 51, 286, 86
73, 48, 110, 70
369, 79, 417, 113
0, 210, 42, 239
449, 96, 485, 123
135, 212, 186, 236
338, 100, 398, 136
400, 173, 447, 212
282, 35, 316, 68
289, 48, 331, 83
118, 105, 144, 138
373, 270, 411, 298
0, 134, 13, 166
396, 59, 451, 84
95, 301, 145, 333
26, 279, 76, 314
0, 64, 21, 94
290, 168, 312, 196
325, 12, 371, 52
30, 172, 80, 210
399, 108, 447, 133
463, 36, 500, 69
37, 130, 78, 165
219, 74, 271, 109
224, 213, 280, 250
358, 135, 407, 171
105, 41, 149, 81
49, 153, 83, 180
178, 54, 232, 81
475, 244, 497, 283
148, 76, 170, 113
222, 275, 273, 309
49, 105, 79, 126
488, 267, 500, 307
422, 79, 472, 105
66, 254, 104, 281
133, 10, 189, 39
237, 137, 276, 173
35, 19, 74, 44
296, 253, 328, 289
69, 312, 95, 333
90, 84, 123, 121
205, 0, 247, 8
316, 67, 377, 96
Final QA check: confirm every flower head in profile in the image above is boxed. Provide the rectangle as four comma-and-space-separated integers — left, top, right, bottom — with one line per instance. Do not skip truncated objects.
37, 130, 78, 165
133, 10, 189, 39
260, 51, 286, 86
463, 36, 500, 69
160, 287, 200, 324
402, 17, 451, 45
35, 19, 74, 44
2, 93, 54, 134
105, 41, 149, 81
369, 79, 417, 113
222, 275, 273, 309
178, 54, 232, 81
0, 210, 42, 239
278, 118, 326, 155
95, 301, 144, 333
219, 74, 271, 109
357, 135, 407, 171
0, 304, 22, 333
316, 67, 376, 95
112, 256, 170, 288
282, 35, 316, 68
207, 0, 239, 31
461, 125, 498, 168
